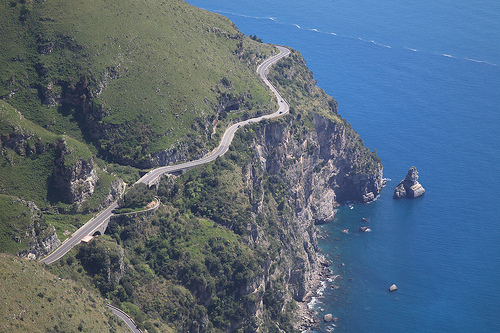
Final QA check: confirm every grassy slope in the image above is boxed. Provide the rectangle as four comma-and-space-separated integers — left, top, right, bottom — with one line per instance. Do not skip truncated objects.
0, 194, 35, 253
0, 0, 276, 251
0, 253, 128, 333
0, 100, 92, 205
0, 100, 124, 247
1, 0, 275, 163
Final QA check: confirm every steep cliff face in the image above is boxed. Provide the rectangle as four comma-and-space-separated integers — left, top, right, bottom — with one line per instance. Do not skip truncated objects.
251, 116, 383, 221
312, 114, 384, 204
68, 111, 383, 331
53, 139, 99, 205
0, 100, 97, 208
246, 113, 383, 303
237, 48, 384, 329
263, 48, 383, 208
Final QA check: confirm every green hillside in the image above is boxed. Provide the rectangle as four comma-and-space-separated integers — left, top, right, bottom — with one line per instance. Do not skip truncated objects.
0, 0, 384, 331
0, 100, 92, 204
0, 100, 124, 249
1, 0, 275, 165
0, 194, 39, 254
0, 253, 129, 333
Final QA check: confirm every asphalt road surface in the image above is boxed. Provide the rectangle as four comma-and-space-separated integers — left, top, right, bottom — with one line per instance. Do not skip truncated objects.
107, 304, 142, 333
39, 201, 119, 265
40, 45, 290, 266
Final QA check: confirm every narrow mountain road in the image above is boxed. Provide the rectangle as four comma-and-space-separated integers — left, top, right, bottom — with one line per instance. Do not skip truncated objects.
40, 45, 290, 265
137, 45, 290, 186
106, 305, 143, 333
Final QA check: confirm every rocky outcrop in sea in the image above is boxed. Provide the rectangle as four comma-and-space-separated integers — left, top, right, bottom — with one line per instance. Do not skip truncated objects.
394, 166, 425, 198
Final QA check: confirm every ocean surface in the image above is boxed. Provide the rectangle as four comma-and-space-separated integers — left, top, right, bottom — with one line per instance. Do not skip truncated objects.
187, 1, 500, 332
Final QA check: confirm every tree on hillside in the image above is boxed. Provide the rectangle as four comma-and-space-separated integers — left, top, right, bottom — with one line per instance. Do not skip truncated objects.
118, 183, 155, 209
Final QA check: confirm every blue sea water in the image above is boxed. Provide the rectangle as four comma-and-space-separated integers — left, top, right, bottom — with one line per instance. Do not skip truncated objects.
187, 1, 500, 331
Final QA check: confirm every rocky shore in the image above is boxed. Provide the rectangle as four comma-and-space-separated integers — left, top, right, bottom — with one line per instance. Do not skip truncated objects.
295, 255, 334, 332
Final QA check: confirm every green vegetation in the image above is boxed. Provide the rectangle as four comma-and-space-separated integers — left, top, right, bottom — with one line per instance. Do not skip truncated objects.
0, 100, 93, 207
47, 145, 302, 332
0, 253, 128, 333
51, 215, 263, 332
0, 139, 56, 206
0, 100, 123, 248
0, 1, 383, 332
0, 195, 37, 253
115, 183, 155, 214
30, 44, 383, 328
105, 163, 141, 185
267, 50, 339, 124
0, 0, 282, 253
159, 157, 253, 235
1, 0, 276, 165
43, 211, 92, 242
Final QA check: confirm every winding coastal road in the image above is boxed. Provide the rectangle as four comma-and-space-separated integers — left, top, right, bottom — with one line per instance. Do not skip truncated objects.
137, 45, 290, 186
40, 45, 290, 265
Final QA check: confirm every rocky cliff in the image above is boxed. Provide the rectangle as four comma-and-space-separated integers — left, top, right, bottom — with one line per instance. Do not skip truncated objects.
394, 166, 425, 198
99, 179, 126, 210
90, 108, 383, 331
0, 101, 98, 208
53, 139, 99, 205
241, 110, 383, 329
250, 115, 383, 226
233, 48, 384, 330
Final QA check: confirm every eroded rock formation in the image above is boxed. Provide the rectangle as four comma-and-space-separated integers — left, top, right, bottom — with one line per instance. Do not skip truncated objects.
394, 166, 425, 198
53, 139, 98, 205
252, 114, 384, 224
99, 179, 126, 210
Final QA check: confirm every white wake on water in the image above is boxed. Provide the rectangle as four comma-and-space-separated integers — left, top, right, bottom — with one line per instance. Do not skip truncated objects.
297, 23, 498, 66
290, 23, 498, 66
205, 8, 498, 67
466, 58, 497, 66
207, 8, 277, 21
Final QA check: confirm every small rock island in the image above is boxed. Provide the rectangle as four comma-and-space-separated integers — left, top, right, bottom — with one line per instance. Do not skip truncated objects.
394, 166, 425, 199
